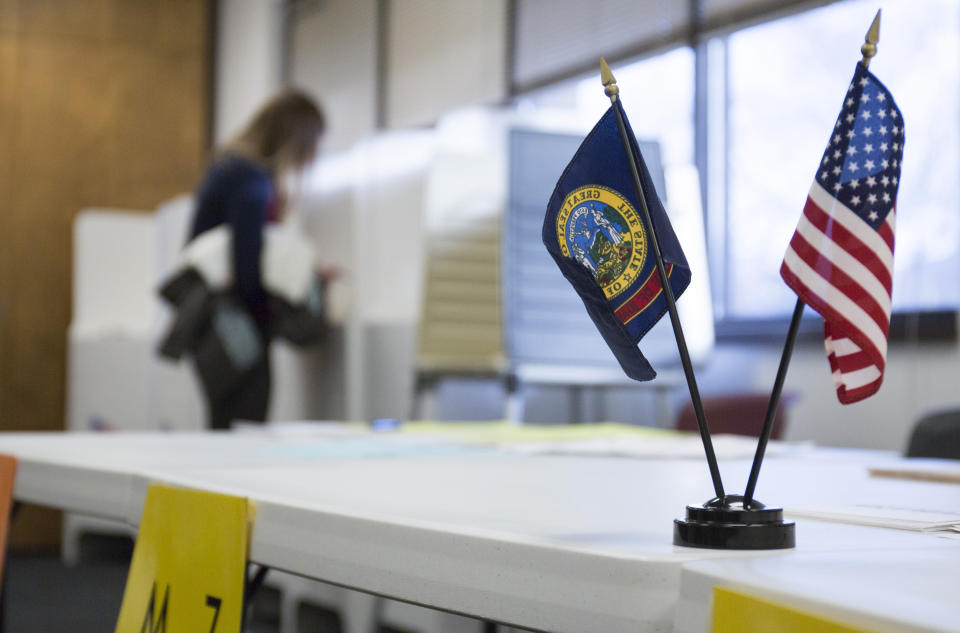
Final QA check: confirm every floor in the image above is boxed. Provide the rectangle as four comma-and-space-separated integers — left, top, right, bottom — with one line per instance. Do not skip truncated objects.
2, 536, 284, 632
5, 552, 130, 632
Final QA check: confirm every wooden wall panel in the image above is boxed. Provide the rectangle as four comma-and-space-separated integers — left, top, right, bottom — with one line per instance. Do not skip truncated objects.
0, 0, 17, 34
0, 0, 209, 434
0, 0, 211, 547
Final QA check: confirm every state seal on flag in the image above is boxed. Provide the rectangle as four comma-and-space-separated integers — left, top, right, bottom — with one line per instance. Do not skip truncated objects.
556, 185, 647, 299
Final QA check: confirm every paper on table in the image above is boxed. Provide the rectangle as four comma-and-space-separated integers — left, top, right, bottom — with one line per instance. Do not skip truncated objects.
256, 437, 489, 460
503, 433, 809, 460
785, 504, 960, 532
230, 420, 811, 461
869, 461, 960, 485
236, 420, 679, 443
402, 421, 680, 444
232, 420, 368, 436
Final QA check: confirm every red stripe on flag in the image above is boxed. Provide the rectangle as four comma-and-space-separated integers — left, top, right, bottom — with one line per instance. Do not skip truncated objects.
613, 264, 673, 325
832, 372, 883, 404
829, 348, 874, 375
825, 324, 885, 404
789, 231, 889, 332
801, 198, 893, 293
780, 263, 887, 377
878, 213, 895, 252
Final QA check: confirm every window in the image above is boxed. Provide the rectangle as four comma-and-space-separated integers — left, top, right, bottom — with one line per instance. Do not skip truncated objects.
513, 0, 960, 327
515, 46, 695, 169
717, 0, 960, 319
573, 47, 695, 168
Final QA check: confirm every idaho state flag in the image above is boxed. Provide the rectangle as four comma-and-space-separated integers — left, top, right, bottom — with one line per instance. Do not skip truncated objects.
542, 101, 690, 381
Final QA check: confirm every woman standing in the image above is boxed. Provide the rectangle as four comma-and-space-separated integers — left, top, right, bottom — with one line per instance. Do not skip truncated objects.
190, 91, 325, 429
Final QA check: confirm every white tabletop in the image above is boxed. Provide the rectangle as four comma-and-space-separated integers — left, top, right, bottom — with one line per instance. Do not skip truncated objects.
0, 431, 957, 632
676, 548, 960, 633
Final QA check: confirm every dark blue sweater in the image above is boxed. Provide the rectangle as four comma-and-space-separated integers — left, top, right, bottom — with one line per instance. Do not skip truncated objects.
190, 155, 275, 325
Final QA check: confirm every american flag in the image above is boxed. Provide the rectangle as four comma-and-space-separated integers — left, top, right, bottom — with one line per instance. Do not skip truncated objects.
781, 63, 904, 404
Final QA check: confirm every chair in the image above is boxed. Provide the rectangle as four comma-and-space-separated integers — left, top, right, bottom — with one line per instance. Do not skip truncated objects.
906, 410, 960, 459
675, 393, 789, 439
412, 211, 518, 420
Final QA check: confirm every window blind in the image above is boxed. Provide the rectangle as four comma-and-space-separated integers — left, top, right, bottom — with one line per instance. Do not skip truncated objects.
511, 0, 833, 93
512, 0, 691, 92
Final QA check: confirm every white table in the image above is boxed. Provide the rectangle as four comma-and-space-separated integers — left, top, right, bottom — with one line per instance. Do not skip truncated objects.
1, 431, 958, 632
677, 548, 960, 633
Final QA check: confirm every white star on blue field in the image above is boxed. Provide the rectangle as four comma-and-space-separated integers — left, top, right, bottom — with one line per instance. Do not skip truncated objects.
818, 70, 904, 229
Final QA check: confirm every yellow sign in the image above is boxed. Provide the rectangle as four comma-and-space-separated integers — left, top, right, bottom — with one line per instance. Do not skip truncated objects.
115, 485, 248, 633
713, 586, 878, 633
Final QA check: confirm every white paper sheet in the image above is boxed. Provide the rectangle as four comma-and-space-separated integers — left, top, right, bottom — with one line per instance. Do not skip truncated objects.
785, 504, 960, 532
503, 434, 811, 460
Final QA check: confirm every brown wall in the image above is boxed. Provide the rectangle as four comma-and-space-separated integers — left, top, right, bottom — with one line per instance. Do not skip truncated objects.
0, 0, 211, 548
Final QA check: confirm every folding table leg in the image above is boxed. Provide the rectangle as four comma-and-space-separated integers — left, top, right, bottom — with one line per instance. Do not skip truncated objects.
243, 563, 270, 627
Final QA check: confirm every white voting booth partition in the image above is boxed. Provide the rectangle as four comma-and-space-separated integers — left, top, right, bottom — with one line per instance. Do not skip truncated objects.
67, 196, 347, 438
299, 129, 436, 423
67, 203, 203, 560
68, 207, 181, 559
69, 212, 153, 433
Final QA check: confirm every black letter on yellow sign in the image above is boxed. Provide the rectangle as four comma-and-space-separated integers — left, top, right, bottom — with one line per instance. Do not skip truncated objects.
140, 581, 169, 633
206, 595, 222, 632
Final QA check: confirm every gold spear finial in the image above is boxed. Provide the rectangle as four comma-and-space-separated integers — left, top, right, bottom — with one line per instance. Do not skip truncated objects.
600, 57, 618, 102
861, 9, 881, 68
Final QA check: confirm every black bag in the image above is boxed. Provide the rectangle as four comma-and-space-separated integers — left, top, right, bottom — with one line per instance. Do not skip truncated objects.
192, 294, 265, 403
269, 276, 327, 346
156, 269, 210, 361
157, 268, 265, 401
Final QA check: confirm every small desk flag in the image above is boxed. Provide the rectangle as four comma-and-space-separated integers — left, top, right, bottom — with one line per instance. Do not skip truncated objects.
781, 63, 904, 404
543, 101, 691, 380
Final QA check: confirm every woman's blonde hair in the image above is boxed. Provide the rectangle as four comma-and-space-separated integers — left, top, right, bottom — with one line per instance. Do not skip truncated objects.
222, 90, 325, 177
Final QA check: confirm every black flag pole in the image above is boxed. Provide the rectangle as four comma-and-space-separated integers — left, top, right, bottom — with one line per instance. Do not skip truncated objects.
743, 298, 805, 505
604, 58, 791, 548
600, 59, 725, 502
743, 8, 882, 508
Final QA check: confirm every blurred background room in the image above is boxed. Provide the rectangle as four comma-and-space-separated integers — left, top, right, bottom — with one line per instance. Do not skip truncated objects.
0, 0, 958, 630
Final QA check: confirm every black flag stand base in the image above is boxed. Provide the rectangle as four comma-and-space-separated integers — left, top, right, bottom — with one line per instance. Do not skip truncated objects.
674, 298, 806, 550
673, 496, 795, 549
